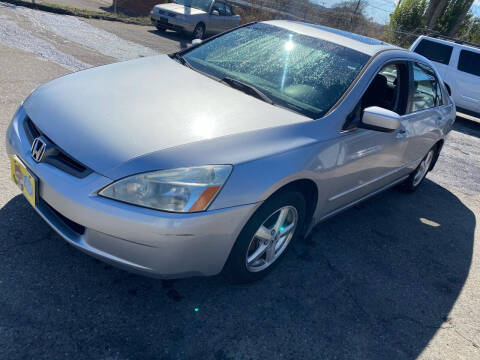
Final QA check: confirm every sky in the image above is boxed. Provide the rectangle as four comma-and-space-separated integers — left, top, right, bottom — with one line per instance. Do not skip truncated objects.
311, 0, 480, 24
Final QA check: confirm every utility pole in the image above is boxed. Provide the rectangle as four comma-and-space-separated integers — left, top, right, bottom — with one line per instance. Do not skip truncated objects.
113, 0, 117, 13
350, 0, 361, 31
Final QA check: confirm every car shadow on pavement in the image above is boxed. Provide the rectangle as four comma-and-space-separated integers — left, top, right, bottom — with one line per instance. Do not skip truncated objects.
148, 29, 191, 50
0, 179, 475, 359
454, 116, 480, 138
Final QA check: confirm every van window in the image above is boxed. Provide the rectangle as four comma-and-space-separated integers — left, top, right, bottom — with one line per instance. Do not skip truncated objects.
458, 50, 480, 77
413, 39, 453, 65
410, 63, 443, 112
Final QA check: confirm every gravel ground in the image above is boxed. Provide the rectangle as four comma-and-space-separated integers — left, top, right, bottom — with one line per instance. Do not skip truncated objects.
0, 6, 479, 360
0, 2, 158, 69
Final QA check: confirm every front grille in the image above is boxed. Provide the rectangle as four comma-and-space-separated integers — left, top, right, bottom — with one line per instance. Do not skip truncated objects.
23, 117, 93, 179
42, 199, 86, 235
23, 117, 41, 142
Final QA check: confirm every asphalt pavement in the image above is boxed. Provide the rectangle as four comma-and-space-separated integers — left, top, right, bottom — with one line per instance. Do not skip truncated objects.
0, 4, 479, 359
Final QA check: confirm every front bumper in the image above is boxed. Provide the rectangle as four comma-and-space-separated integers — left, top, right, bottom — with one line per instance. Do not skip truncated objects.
150, 12, 195, 33
6, 107, 260, 278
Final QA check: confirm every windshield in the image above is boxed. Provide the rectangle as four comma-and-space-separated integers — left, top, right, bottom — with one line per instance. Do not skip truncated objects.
182, 23, 370, 118
174, 0, 213, 12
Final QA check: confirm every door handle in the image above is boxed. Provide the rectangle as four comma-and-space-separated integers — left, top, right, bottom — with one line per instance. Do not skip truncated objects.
396, 128, 409, 139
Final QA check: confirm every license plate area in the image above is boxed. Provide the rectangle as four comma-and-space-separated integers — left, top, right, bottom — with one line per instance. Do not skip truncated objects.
160, 17, 168, 24
10, 155, 37, 207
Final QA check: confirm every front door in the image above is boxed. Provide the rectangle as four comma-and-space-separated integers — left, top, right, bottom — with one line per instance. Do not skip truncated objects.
323, 62, 411, 214
220, 3, 240, 31
208, 1, 226, 33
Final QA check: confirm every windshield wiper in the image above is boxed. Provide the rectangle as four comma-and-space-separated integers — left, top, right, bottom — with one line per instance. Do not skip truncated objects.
171, 53, 193, 69
221, 77, 274, 105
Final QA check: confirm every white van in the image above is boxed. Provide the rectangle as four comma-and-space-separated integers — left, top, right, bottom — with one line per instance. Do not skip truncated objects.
410, 35, 480, 118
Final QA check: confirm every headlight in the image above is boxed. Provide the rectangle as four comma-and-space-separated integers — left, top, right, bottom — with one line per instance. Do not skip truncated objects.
99, 165, 232, 213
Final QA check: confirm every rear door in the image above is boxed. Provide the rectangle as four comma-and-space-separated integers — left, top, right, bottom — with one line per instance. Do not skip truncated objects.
453, 49, 480, 114
402, 62, 451, 163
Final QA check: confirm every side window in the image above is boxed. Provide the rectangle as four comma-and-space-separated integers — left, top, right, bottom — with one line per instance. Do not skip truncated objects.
212, 2, 226, 15
458, 50, 480, 77
410, 62, 443, 112
343, 62, 407, 130
361, 63, 405, 114
225, 4, 233, 16
413, 39, 453, 65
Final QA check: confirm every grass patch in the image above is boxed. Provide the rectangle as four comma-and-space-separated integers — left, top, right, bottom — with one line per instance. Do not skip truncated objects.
43, 2, 151, 24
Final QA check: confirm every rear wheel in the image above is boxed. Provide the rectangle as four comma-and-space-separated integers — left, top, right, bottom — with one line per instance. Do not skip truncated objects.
402, 148, 436, 192
223, 191, 306, 283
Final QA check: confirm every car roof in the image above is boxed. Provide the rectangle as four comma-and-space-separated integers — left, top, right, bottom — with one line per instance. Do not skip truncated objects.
263, 20, 401, 56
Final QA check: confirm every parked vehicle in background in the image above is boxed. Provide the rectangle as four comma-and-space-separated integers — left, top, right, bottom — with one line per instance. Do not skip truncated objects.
7, 22, 455, 283
411, 35, 480, 118
151, 0, 241, 39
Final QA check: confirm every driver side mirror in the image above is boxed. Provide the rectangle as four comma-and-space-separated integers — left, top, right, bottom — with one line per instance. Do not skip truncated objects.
360, 106, 401, 132
211, 9, 219, 16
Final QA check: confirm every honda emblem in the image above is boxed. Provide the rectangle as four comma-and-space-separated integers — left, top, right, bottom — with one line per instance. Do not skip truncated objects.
31, 137, 47, 163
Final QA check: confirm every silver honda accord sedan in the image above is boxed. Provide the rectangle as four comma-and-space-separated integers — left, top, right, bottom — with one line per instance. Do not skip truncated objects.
6, 21, 455, 283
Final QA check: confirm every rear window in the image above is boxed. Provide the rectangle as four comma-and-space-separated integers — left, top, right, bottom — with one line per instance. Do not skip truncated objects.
458, 50, 480, 77
413, 39, 453, 65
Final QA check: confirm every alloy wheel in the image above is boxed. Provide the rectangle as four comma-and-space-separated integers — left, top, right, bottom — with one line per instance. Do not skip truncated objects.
194, 25, 204, 39
246, 206, 298, 272
413, 150, 434, 187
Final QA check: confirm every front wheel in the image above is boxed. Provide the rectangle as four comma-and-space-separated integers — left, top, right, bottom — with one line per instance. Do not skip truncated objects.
155, 25, 166, 32
223, 191, 306, 283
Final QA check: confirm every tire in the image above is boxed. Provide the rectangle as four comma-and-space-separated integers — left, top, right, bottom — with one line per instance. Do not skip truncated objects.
223, 191, 306, 283
444, 83, 451, 96
155, 25, 166, 32
192, 23, 205, 40
401, 147, 437, 192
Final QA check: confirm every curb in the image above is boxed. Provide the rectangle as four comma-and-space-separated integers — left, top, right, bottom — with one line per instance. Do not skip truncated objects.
1, 0, 150, 26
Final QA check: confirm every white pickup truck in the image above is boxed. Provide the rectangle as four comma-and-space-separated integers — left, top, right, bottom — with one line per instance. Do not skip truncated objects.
411, 35, 480, 118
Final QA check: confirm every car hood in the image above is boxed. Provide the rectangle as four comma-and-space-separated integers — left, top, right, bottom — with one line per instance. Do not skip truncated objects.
155, 3, 206, 15
23, 55, 309, 177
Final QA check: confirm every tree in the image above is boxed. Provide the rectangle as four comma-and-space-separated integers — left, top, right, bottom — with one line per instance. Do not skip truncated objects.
387, 0, 428, 47
435, 0, 476, 36
424, 0, 449, 30
331, 0, 367, 31
457, 13, 480, 44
